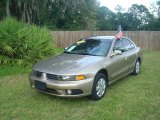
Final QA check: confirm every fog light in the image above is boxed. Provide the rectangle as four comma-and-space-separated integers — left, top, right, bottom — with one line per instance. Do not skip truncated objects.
67, 90, 72, 95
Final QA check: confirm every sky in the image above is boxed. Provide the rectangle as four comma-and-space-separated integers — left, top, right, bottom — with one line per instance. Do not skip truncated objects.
99, 0, 159, 12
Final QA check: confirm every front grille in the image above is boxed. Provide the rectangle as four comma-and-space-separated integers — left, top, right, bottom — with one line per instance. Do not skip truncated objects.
46, 73, 58, 80
34, 71, 42, 78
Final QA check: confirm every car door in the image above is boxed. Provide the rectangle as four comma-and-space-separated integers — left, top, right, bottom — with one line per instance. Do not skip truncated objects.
108, 39, 129, 82
121, 38, 137, 73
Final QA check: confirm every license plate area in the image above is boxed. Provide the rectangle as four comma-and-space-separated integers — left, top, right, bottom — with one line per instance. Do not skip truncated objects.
35, 81, 46, 91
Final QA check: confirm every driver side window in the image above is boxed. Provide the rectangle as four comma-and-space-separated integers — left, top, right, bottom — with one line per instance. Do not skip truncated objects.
113, 40, 124, 52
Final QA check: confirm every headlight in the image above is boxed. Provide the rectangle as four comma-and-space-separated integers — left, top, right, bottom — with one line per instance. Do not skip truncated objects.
58, 75, 86, 81
58, 75, 74, 81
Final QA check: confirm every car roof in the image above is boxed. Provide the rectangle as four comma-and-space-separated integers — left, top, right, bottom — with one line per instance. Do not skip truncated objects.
85, 36, 115, 40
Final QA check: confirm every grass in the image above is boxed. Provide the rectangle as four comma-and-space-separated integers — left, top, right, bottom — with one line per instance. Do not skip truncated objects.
0, 66, 31, 77
54, 47, 64, 54
0, 51, 160, 120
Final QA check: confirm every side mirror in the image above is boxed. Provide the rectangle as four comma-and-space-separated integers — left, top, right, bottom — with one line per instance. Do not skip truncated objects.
111, 50, 122, 57
64, 47, 68, 50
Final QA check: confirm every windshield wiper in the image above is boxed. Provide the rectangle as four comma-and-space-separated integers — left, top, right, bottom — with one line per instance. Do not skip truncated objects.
64, 51, 79, 54
64, 52, 100, 56
78, 53, 99, 56
64, 51, 70, 53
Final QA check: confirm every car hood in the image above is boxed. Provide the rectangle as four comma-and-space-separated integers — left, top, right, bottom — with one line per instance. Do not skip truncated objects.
33, 53, 104, 75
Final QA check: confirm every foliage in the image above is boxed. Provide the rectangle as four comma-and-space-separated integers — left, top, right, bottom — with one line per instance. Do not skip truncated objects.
0, 18, 54, 66
47, 0, 99, 30
158, 1, 160, 17
0, 48, 63, 77
128, 4, 154, 30
97, 4, 157, 31
0, 0, 99, 30
0, 0, 5, 19
0, 0, 160, 31
96, 6, 116, 30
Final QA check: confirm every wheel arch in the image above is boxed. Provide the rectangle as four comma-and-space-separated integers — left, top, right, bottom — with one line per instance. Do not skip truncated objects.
96, 69, 109, 84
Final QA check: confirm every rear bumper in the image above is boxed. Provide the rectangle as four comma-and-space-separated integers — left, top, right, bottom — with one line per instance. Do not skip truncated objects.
29, 74, 94, 97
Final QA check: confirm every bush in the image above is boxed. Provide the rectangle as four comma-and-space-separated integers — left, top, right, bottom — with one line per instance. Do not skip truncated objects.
0, 18, 54, 66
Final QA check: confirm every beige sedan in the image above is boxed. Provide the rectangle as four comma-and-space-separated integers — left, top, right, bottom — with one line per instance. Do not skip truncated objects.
29, 36, 142, 100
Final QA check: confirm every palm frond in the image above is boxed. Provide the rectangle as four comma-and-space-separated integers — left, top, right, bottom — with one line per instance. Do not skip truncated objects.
0, 18, 55, 66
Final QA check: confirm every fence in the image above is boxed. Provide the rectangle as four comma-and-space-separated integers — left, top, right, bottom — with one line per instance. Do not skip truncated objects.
51, 31, 160, 50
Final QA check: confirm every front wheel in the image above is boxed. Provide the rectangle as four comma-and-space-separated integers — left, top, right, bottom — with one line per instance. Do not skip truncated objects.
90, 73, 107, 101
132, 60, 140, 75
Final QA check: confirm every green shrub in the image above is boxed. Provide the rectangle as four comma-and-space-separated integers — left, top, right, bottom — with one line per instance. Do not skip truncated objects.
0, 18, 54, 66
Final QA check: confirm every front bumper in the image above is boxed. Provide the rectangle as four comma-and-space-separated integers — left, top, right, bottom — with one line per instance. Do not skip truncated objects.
29, 74, 94, 97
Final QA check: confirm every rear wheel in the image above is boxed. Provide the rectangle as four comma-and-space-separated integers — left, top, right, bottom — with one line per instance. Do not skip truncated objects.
132, 59, 140, 75
90, 73, 107, 100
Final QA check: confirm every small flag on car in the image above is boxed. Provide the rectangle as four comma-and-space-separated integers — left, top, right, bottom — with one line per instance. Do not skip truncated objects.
115, 25, 123, 40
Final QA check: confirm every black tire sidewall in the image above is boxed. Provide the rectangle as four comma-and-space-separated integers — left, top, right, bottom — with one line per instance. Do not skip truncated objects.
90, 73, 107, 100
132, 60, 140, 75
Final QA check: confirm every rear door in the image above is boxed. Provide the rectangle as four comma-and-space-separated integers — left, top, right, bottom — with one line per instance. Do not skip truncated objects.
121, 38, 137, 72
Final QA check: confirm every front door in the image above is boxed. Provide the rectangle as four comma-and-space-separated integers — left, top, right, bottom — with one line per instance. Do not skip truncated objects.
107, 40, 129, 82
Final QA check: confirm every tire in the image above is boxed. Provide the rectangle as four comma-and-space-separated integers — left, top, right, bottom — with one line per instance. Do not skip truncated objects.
90, 73, 107, 101
132, 59, 140, 75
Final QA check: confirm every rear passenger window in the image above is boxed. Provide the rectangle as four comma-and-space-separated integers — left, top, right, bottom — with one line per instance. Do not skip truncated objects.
122, 38, 135, 51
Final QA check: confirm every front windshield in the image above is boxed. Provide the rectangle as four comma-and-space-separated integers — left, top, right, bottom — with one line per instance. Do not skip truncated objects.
64, 39, 113, 56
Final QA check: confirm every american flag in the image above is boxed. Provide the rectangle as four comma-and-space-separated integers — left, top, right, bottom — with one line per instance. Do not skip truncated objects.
115, 25, 123, 40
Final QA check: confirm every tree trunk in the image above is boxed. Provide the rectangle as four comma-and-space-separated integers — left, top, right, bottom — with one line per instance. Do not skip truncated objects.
6, 0, 10, 17
21, 3, 26, 22
26, 7, 31, 24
